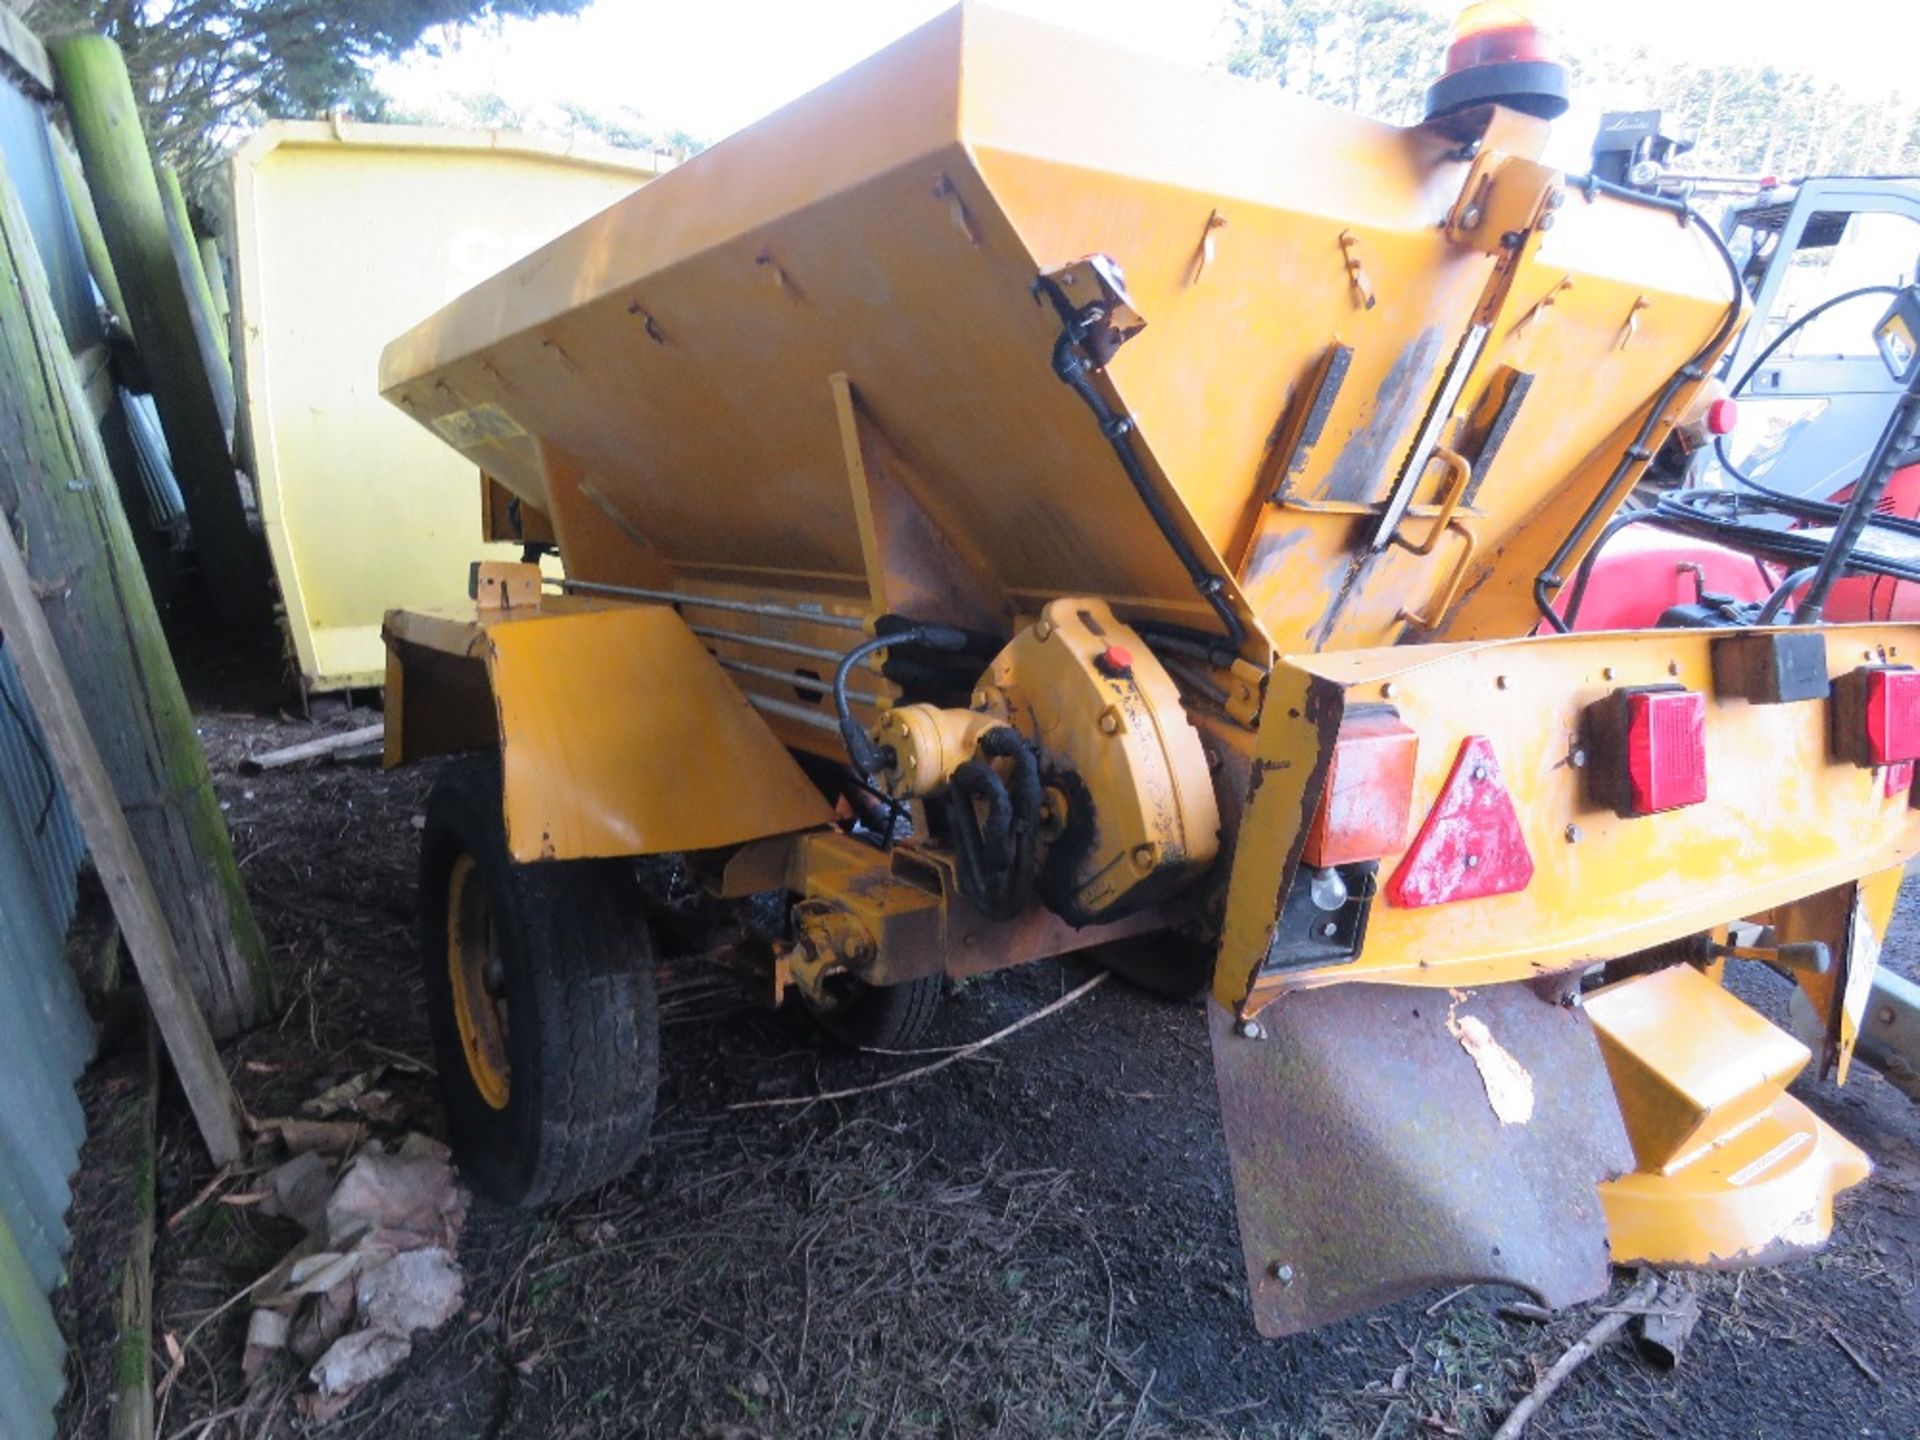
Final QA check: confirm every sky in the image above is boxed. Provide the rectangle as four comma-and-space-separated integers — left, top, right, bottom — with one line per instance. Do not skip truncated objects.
372, 0, 1919, 155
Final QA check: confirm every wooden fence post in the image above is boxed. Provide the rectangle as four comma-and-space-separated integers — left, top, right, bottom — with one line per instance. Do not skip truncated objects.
50, 34, 268, 626
0, 140, 276, 1038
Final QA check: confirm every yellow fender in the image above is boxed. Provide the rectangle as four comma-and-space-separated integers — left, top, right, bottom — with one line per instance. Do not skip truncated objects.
384, 597, 834, 862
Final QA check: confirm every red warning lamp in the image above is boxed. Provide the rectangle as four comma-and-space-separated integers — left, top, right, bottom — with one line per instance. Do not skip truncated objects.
1303, 709, 1420, 867
1624, 690, 1708, 814
1425, 1, 1570, 123
1585, 686, 1708, 818
1705, 397, 1739, 436
1831, 665, 1920, 768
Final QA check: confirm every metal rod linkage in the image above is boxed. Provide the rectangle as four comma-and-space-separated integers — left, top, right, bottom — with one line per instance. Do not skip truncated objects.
556, 577, 870, 631
712, 654, 889, 709
687, 624, 878, 669
745, 692, 841, 733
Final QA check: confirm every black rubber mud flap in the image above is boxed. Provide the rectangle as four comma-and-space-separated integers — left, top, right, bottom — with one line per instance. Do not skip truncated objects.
1209, 980, 1632, 1336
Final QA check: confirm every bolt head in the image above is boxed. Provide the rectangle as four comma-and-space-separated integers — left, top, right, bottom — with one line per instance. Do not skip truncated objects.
1569, 747, 1588, 769
1460, 204, 1484, 229
1237, 1018, 1267, 1041
1270, 1262, 1296, 1284
1565, 823, 1583, 843
1464, 854, 1480, 870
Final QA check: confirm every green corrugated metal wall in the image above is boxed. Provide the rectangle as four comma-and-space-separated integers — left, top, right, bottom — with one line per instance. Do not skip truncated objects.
0, 647, 90, 1440
0, 20, 102, 1437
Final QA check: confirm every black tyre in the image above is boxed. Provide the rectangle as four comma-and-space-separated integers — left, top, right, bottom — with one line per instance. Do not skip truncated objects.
803, 972, 944, 1050
418, 757, 659, 1207
1089, 931, 1214, 1004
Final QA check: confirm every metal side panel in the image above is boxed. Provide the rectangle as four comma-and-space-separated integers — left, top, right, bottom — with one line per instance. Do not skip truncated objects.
476, 602, 838, 862
1209, 980, 1631, 1336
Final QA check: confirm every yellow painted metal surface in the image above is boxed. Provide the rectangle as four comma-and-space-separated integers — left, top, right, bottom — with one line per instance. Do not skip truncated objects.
1585, 964, 1811, 1174
229, 121, 665, 689
1600, 1091, 1869, 1266
378, 6, 1733, 662
385, 597, 834, 862
1773, 866, 1903, 1085
1217, 625, 1920, 1011
1574, 921, 1872, 1269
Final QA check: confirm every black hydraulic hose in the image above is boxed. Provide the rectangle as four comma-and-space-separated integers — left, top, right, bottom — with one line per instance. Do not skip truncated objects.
979, 727, 1042, 906
946, 727, 1043, 922
950, 759, 1015, 873
834, 623, 969, 777
1651, 487, 1920, 588
1535, 180, 1749, 633
1134, 622, 1239, 671
1047, 327, 1248, 652
1557, 509, 1660, 631
1756, 565, 1817, 624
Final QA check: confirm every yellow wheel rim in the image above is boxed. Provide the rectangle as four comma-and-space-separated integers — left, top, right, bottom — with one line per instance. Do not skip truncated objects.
447, 854, 511, 1110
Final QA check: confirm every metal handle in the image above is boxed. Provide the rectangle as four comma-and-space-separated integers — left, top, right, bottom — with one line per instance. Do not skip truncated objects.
1393, 446, 1474, 557
1397, 518, 1479, 631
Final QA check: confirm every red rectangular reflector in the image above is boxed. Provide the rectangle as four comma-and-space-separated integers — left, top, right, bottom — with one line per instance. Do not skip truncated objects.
1303, 709, 1419, 867
1864, 668, 1920, 765
1624, 689, 1707, 815
1831, 665, 1920, 768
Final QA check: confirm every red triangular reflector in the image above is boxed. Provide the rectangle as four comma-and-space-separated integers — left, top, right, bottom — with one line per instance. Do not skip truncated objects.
1386, 736, 1533, 908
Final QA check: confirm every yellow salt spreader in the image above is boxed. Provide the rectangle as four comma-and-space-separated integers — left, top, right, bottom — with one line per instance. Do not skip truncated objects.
376, 3, 1914, 1334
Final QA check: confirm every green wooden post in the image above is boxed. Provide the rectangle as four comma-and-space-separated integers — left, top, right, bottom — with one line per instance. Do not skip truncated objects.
0, 143, 275, 1037
49, 127, 128, 321
158, 162, 232, 382
51, 35, 268, 627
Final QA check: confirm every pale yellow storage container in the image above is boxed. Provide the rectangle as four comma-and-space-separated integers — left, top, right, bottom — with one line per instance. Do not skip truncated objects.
229, 120, 667, 691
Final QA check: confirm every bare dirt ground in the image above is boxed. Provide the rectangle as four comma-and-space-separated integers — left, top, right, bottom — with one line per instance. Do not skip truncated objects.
54, 650, 1920, 1440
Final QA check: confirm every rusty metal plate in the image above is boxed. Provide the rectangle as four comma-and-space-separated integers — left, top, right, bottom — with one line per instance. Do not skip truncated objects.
1209, 980, 1632, 1336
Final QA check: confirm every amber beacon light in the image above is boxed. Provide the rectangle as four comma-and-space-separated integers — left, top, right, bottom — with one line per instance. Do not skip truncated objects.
1425, 1, 1570, 122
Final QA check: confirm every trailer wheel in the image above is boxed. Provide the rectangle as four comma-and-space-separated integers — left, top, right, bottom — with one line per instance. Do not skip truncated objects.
1090, 931, 1213, 1004
418, 757, 659, 1207
804, 972, 944, 1050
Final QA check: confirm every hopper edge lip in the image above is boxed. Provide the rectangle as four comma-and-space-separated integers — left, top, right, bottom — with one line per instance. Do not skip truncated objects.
230, 117, 675, 184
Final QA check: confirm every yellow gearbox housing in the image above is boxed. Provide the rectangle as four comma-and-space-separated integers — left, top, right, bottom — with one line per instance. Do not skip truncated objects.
984, 599, 1220, 921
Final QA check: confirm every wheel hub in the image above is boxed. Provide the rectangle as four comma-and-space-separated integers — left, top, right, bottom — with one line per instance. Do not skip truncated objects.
447, 854, 512, 1109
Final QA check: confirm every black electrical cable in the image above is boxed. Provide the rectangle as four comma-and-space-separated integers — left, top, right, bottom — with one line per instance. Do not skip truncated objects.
1040, 292, 1248, 653
1711, 282, 1906, 517
833, 623, 969, 777
1534, 179, 1750, 632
